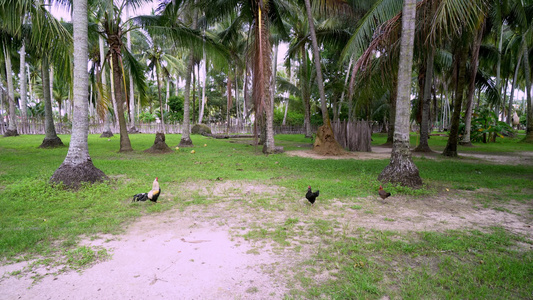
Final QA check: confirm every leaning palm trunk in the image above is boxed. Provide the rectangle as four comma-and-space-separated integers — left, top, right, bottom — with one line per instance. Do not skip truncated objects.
378, 0, 422, 188
507, 53, 522, 125
126, 5, 137, 133
3, 43, 18, 136
51, 0, 107, 188
523, 38, 533, 142
111, 50, 132, 151
39, 55, 64, 148
99, 36, 113, 138
461, 24, 484, 146
443, 46, 468, 156
304, 0, 342, 155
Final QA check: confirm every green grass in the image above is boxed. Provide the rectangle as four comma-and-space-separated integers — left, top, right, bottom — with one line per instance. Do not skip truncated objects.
298, 228, 533, 299
1, 132, 532, 296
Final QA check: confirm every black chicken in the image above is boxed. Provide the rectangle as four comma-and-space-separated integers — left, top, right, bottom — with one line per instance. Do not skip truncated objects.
378, 185, 391, 200
306, 186, 319, 205
133, 177, 161, 203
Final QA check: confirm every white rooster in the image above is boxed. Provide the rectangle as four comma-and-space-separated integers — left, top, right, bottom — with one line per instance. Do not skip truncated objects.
132, 177, 161, 202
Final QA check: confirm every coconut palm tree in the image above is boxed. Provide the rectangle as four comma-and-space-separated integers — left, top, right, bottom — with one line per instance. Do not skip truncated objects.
377, 0, 422, 187
90, 0, 150, 152
136, 0, 224, 147
0, 0, 71, 144
50, 0, 107, 188
199, 0, 289, 153
1, 38, 18, 137
285, 8, 314, 138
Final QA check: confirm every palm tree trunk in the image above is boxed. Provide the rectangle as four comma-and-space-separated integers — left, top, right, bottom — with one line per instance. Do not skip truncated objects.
522, 38, 533, 142
51, 0, 106, 188
111, 51, 132, 151
303, 0, 327, 125
126, 5, 136, 132
414, 47, 434, 152
226, 77, 232, 134
385, 77, 397, 146
192, 65, 197, 125
252, 4, 276, 154
199, 52, 207, 123
156, 65, 166, 134
304, 0, 343, 155
20, 42, 28, 133
378, 0, 422, 188
180, 49, 195, 147
109, 60, 118, 126
443, 46, 468, 156
99, 36, 113, 137
507, 53, 522, 125
39, 54, 63, 147
3, 43, 18, 136
300, 47, 312, 138
461, 24, 484, 146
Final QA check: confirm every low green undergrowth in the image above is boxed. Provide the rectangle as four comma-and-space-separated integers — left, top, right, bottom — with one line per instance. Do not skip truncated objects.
296, 227, 533, 299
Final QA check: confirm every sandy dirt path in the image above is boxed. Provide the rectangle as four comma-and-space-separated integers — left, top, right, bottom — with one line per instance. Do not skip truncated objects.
0, 211, 286, 300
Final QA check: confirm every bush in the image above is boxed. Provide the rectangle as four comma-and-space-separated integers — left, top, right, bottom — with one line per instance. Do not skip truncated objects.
273, 110, 305, 126
191, 123, 212, 135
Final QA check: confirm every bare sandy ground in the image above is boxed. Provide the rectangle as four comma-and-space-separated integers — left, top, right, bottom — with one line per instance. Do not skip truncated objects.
286, 146, 533, 166
1, 150, 532, 299
0, 209, 286, 300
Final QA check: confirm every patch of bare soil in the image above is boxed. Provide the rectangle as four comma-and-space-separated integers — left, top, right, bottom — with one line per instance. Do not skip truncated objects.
1, 181, 531, 299
287, 146, 533, 166
285, 147, 390, 160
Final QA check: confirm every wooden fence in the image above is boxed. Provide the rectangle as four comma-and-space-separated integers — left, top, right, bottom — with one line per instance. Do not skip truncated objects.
331, 120, 372, 152
0, 119, 311, 136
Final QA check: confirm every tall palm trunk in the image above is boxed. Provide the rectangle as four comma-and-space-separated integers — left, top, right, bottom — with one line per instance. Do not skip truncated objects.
378, 0, 422, 188
252, 3, 276, 154
461, 24, 484, 146
110, 48, 132, 151
385, 77, 397, 146
199, 51, 207, 123
179, 1, 197, 147
443, 45, 468, 156
19, 42, 28, 133
156, 64, 166, 134
226, 77, 232, 134
126, 5, 136, 132
507, 53, 522, 125
51, 0, 107, 188
304, 0, 342, 155
99, 36, 113, 137
413, 47, 434, 152
303, 0, 327, 126
3, 43, 18, 136
523, 38, 533, 142
300, 47, 312, 138
39, 54, 64, 147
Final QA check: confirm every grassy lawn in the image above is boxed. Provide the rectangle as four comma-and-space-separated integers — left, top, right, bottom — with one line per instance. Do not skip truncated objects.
0, 133, 532, 298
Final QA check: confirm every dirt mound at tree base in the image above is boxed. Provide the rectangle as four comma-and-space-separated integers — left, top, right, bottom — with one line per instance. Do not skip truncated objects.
39, 136, 64, 148
313, 124, 344, 156
144, 132, 173, 154
99, 131, 113, 138
49, 160, 108, 189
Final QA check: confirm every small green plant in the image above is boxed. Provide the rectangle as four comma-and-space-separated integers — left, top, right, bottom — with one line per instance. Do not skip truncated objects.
65, 246, 109, 269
